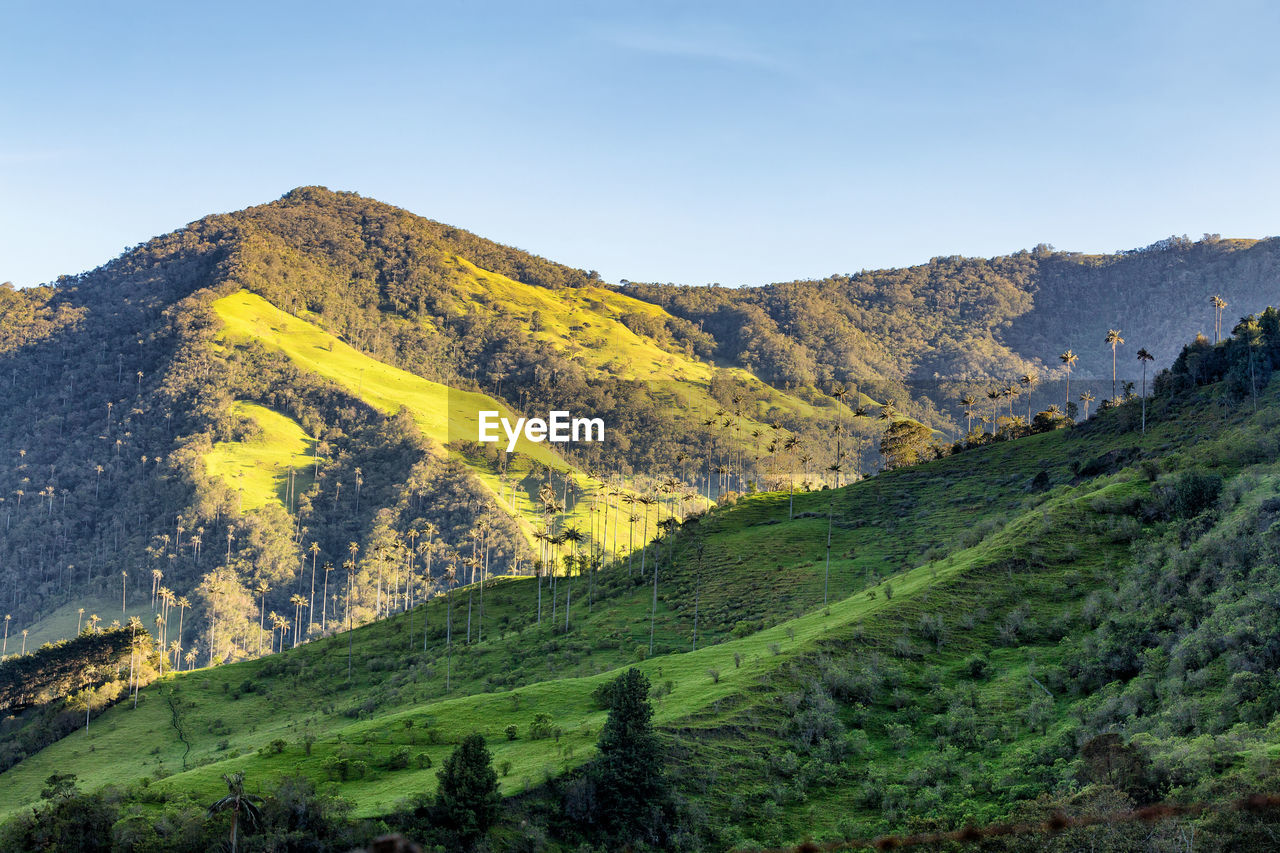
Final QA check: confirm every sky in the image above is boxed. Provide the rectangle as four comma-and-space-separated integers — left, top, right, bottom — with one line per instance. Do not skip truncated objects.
2, 1, 1279, 288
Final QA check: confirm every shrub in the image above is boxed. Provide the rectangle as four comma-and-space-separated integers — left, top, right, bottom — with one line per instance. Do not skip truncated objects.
963, 654, 990, 680
1151, 470, 1223, 519
707, 669, 720, 684
504, 724, 518, 741
386, 747, 410, 770
528, 713, 554, 740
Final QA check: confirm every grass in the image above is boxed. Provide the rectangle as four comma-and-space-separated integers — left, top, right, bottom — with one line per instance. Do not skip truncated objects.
211, 290, 646, 541
5, 382, 1277, 845
205, 402, 316, 512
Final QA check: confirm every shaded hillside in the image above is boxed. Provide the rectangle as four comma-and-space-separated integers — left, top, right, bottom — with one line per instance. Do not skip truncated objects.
623, 235, 1280, 424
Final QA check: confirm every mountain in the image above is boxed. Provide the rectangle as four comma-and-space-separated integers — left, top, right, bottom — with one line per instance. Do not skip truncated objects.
0, 188, 1278, 655
3, 187, 1280, 849
624, 235, 1280, 417
3, 323, 1280, 850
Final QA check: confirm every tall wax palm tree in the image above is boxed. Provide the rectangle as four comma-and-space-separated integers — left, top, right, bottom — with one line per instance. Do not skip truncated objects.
307, 542, 320, 636
562, 526, 584, 632
1105, 329, 1125, 399
639, 495, 656, 577
290, 594, 307, 646
784, 434, 801, 518
1136, 348, 1155, 433
1211, 295, 1228, 343
321, 563, 334, 631
1020, 374, 1037, 423
985, 389, 1001, 433
207, 772, 264, 853
444, 564, 457, 690
176, 597, 189, 652
463, 555, 480, 643
154, 615, 165, 674
960, 395, 977, 436
1079, 390, 1095, 419
344, 560, 355, 682
1059, 350, 1078, 411
824, 461, 842, 605
533, 528, 548, 622
255, 581, 269, 655
830, 384, 849, 488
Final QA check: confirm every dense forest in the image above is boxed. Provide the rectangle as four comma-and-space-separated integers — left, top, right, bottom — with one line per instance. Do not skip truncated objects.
623, 235, 1280, 417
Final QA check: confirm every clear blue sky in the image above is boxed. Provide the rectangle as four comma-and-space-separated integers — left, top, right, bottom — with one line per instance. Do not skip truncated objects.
3, 1, 1278, 288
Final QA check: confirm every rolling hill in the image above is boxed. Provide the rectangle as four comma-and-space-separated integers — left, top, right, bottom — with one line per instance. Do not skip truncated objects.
3, 336, 1280, 850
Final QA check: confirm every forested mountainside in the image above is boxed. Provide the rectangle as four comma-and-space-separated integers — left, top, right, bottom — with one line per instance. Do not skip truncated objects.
3, 300, 1280, 851
623, 235, 1280, 411
0, 186, 1276, 675
0, 187, 875, 666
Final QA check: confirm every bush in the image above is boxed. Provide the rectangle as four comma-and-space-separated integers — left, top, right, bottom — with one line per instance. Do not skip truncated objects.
386, 747, 410, 770
528, 713, 554, 740
707, 669, 720, 684
504, 724, 518, 741
963, 654, 989, 680
1151, 470, 1223, 519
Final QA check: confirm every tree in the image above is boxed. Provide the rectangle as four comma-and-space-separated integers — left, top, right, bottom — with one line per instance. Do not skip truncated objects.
960, 394, 977, 436
290, 594, 307, 647
435, 733, 500, 849
255, 581, 269, 656
879, 420, 934, 470
1211, 294, 1228, 343
784, 433, 801, 518
206, 772, 264, 853
307, 541, 320, 637
1020, 373, 1037, 423
1106, 329, 1125, 399
592, 668, 667, 838
1137, 348, 1154, 433
1079, 390, 1095, 419
1059, 350, 1078, 410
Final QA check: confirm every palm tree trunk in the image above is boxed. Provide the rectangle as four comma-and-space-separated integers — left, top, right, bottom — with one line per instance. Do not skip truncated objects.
1141, 363, 1147, 434
824, 491, 834, 606
649, 560, 659, 657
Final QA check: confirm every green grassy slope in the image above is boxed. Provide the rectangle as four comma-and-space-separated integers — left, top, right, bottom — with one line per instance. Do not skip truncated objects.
212, 289, 650, 541
205, 402, 316, 512
5, 380, 1275, 847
